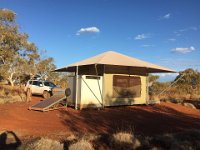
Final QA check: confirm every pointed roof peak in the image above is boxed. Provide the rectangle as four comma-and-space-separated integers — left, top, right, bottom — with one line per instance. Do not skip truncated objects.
103, 50, 124, 55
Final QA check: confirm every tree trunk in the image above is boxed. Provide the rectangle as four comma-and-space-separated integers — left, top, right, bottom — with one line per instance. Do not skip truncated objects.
8, 79, 14, 86
8, 73, 14, 86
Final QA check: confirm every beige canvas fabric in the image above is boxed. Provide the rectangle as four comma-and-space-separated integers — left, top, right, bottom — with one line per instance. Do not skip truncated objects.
55, 51, 175, 73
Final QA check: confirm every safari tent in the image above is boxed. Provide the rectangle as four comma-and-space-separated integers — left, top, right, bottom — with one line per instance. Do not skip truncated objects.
55, 51, 175, 109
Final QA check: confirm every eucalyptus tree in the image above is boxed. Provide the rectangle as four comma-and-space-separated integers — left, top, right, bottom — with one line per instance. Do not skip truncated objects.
174, 68, 200, 85
0, 9, 39, 86
36, 57, 56, 80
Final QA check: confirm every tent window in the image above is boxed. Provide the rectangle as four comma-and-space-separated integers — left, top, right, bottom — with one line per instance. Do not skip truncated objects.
86, 76, 100, 80
113, 75, 141, 98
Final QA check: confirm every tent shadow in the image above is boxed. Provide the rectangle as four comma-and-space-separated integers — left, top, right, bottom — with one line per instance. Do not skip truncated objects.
59, 103, 200, 136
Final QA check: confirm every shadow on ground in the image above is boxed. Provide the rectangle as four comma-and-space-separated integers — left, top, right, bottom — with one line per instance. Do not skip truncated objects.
0, 131, 21, 150
59, 103, 200, 136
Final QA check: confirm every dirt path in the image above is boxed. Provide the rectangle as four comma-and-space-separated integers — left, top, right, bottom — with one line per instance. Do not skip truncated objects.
0, 96, 200, 138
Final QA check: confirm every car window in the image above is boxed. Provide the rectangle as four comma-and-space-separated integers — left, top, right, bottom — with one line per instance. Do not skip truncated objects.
44, 82, 56, 87
38, 81, 42, 86
49, 82, 56, 87
32, 81, 38, 85
44, 82, 49, 86
29, 80, 33, 85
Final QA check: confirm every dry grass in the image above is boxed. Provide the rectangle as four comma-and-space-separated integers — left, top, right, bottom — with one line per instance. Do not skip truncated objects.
15, 130, 200, 150
68, 139, 94, 150
111, 132, 141, 150
190, 94, 200, 100
113, 132, 134, 144
66, 134, 77, 141
0, 85, 26, 104
81, 133, 99, 141
151, 130, 200, 150
18, 138, 63, 150
151, 84, 200, 101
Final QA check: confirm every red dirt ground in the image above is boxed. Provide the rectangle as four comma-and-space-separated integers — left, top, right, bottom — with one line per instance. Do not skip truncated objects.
0, 96, 200, 138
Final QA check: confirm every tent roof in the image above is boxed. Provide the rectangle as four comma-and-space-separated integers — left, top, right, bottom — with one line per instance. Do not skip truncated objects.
55, 51, 175, 73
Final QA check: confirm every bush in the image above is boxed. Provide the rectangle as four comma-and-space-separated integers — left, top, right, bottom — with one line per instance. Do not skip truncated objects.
111, 132, 141, 150
151, 130, 200, 150
170, 99, 184, 104
150, 69, 200, 101
0, 85, 26, 104
68, 139, 94, 150
113, 132, 133, 144
18, 138, 63, 150
18, 130, 200, 150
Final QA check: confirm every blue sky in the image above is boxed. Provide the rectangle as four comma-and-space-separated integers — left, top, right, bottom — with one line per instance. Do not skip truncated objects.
1, 0, 200, 81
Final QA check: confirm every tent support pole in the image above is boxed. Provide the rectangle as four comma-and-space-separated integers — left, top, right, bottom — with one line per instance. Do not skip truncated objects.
102, 65, 105, 108
146, 72, 149, 104
75, 65, 78, 110
95, 64, 104, 108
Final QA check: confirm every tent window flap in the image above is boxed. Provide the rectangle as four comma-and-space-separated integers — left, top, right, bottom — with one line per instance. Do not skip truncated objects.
113, 75, 141, 98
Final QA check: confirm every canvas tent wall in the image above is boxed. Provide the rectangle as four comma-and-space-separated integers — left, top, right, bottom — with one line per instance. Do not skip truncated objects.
67, 74, 147, 109
55, 51, 175, 109
67, 75, 103, 109
104, 74, 147, 107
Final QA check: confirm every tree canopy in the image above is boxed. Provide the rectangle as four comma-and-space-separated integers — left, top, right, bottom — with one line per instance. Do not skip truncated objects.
0, 9, 67, 87
0, 9, 39, 86
174, 68, 200, 86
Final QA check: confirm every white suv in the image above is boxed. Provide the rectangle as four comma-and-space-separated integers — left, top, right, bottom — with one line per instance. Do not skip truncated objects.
24, 80, 57, 99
